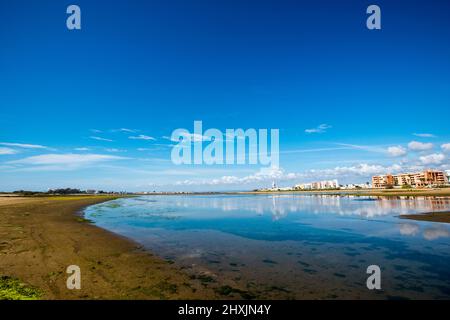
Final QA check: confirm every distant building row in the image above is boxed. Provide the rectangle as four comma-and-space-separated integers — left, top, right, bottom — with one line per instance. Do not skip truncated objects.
294, 179, 339, 190
372, 170, 449, 188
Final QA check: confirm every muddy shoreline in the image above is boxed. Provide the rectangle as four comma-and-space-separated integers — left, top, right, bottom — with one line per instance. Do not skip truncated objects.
399, 211, 450, 224
0, 196, 219, 299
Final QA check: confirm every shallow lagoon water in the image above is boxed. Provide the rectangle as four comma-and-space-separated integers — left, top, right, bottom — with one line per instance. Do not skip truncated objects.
85, 194, 450, 299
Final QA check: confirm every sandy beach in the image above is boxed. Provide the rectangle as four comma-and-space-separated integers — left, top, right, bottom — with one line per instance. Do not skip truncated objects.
0, 195, 218, 299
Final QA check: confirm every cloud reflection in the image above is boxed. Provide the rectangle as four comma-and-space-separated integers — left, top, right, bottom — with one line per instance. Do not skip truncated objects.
399, 223, 420, 236
423, 227, 450, 240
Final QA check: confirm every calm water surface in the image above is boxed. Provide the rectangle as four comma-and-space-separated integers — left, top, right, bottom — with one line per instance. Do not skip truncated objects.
84, 194, 450, 299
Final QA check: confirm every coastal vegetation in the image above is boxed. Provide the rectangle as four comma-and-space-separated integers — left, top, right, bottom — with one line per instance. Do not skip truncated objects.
10, 188, 114, 196
0, 276, 41, 300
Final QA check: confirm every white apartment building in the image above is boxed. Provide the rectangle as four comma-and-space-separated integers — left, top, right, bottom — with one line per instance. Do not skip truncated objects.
294, 179, 339, 190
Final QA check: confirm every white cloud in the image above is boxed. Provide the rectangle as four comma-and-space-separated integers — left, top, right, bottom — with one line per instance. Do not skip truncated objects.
419, 153, 445, 165
305, 163, 403, 178
105, 148, 126, 153
74, 147, 90, 151
175, 163, 404, 187
441, 143, 450, 153
129, 135, 156, 141
387, 146, 407, 157
0, 147, 18, 155
413, 133, 436, 138
9, 154, 128, 170
0, 142, 48, 149
305, 124, 332, 134
176, 166, 292, 186
408, 141, 433, 151
90, 136, 113, 142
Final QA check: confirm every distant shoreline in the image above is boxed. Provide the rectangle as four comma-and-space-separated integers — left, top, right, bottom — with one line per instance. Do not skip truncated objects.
3, 187, 450, 198
131, 188, 450, 198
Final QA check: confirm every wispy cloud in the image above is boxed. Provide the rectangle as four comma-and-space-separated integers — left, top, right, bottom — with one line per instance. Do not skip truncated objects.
8, 153, 128, 171
0, 147, 19, 155
408, 141, 433, 151
164, 133, 212, 142
280, 147, 352, 154
413, 133, 436, 138
10, 153, 127, 165
113, 128, 138, 133
129, 135, 156, 141
305, 124, 332, 134
90, 136, 114, 142
335, 143, 387, 154
74, 147, 90, 151
105, 148, 126, 153
0, 142, 49, 149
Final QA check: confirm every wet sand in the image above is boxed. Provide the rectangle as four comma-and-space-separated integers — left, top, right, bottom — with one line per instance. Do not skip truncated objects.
400, 211, 450, 224
0, 195, 217, 299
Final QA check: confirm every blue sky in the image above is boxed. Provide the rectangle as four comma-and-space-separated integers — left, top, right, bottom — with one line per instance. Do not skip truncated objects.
1, 0, 450, 191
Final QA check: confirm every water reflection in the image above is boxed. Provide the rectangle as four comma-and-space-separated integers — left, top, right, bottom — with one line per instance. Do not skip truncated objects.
141, 194, 450, 220
423, 226, 450, 240
85, 194, 450, 299
398, 222, 450, 240
399, 223, 420, 236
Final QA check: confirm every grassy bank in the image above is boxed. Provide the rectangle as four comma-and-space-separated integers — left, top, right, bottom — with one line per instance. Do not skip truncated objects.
0, 276, 41, 300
